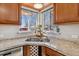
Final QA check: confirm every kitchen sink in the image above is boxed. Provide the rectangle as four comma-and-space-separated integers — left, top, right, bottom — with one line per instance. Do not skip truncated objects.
25, 35, 50, 42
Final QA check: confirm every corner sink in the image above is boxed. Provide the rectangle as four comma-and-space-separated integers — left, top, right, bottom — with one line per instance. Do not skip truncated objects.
25, 35, 50, 42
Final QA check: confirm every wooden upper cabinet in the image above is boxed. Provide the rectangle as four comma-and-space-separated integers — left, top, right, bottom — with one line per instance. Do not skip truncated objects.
54, 3, 79, 24
0, 3, 19, 24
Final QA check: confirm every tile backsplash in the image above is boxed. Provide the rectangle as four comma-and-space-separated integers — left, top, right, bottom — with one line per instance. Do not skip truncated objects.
0, 24, 79, 40
0, 24, 19, 37
59, 23, 79, 39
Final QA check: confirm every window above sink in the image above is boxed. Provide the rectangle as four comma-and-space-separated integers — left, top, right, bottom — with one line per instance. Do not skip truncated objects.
19, 5, 54, 33
19, 6, 38, 33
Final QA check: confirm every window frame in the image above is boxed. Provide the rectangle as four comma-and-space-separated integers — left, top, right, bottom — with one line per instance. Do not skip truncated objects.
20, 7, 38, 32
43, 8, 54, 32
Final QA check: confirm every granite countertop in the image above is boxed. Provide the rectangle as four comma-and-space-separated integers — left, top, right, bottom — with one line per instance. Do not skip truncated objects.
0, 34, 79, 56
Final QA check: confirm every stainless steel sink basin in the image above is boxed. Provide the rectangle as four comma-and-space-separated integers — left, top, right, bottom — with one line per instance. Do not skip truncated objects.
25, 36, 50, 42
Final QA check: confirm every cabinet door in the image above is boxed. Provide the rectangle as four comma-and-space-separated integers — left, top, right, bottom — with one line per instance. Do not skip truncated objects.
0, 3, 19, 24
54, 3, 79, 24
44, 47, 64, 56
23, 46, 30, 56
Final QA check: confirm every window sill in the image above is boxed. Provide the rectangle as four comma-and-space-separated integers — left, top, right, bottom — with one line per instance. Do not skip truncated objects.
18, 30, 31, 34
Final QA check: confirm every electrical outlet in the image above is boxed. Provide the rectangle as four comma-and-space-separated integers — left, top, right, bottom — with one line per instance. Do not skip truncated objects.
72, 35, 78, 39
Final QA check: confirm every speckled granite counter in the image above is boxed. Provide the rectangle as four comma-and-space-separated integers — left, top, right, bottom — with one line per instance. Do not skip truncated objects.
0, 34, 79, 56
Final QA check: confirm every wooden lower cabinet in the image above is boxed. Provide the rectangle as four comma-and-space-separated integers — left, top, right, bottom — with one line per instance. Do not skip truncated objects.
23, 45, 30, 56
42, 47, 64, 56
23, 45, 43, 56
23, 46, 64, 56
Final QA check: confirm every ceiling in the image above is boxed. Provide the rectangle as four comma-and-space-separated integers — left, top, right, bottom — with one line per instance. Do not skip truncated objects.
21, 3, 53, 11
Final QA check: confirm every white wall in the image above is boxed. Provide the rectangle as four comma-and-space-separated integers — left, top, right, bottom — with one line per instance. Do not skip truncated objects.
59, 23, 79, 40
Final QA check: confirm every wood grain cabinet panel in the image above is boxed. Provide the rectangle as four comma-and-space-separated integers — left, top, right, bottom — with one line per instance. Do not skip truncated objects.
0, 3, 19, 24
23, 45, 30, 56
23, 46, 64, 56
44, 47, 64, 56
54, 3, 79, 24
